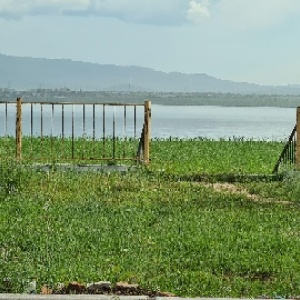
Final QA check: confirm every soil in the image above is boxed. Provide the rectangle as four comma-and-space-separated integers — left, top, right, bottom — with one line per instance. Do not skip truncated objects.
200, 182, 295, 205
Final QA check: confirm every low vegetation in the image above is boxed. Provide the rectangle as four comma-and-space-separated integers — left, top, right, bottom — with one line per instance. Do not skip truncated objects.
150, 137, 284, 176
2, 90, 300, 107
0, 137, 299, 297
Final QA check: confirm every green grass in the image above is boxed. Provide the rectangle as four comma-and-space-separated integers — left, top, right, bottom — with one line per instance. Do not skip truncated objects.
0, 137, 299, 297
0, 136, 285, 174
150, 137, 285, 176
0, 136, 140, 163
238, 171, 300, 202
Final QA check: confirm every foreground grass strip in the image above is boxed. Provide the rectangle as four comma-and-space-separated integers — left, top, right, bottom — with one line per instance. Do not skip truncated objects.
0, 137, 285, 176
1, 168, 300, 297
150, 138, 284, 176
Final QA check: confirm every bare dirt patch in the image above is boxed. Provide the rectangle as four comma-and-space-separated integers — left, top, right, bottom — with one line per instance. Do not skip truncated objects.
200, 182, 294, 205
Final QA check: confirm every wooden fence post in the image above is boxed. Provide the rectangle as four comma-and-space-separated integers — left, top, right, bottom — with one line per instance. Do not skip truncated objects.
16, 97, 22, 161
143, 100, 151, 165
296, 107, 300, 169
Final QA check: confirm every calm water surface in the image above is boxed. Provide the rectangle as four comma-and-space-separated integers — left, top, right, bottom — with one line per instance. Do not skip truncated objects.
152, 105, 295, 140
1, 104, 296, 141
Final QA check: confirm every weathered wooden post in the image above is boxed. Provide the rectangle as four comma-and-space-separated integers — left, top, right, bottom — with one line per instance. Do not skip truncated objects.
143, 100, 151, 165
16, 97, 22, 161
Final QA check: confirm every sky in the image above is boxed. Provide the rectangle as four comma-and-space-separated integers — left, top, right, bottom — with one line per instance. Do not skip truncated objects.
0, 0, 300, 86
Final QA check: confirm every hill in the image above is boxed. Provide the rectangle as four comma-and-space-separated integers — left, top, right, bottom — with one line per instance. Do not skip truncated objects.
1, 53, 300, 94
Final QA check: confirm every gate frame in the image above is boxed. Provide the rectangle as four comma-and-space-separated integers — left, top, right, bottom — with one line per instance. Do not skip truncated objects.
14, 98, 151, 165
273, 106, 300, 173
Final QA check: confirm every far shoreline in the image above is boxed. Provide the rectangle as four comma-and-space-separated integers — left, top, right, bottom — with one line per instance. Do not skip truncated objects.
1, 90, 300, 108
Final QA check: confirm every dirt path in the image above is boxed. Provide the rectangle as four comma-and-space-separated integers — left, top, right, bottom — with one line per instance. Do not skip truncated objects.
201, 182, 295, 205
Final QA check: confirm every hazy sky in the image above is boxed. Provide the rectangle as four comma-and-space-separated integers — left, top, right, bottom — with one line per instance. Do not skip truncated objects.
0, 0, 300, 86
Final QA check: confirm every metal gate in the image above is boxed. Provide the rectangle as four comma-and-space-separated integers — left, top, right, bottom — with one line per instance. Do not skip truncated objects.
0, 98, 151, 164
273, 107, 300, 173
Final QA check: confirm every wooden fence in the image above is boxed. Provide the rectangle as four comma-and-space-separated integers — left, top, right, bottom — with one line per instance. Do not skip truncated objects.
1, 98, 151, 164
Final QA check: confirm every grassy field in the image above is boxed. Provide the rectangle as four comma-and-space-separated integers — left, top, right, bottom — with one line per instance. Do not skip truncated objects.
1, 137, 300, 297
0, 136, 285, 174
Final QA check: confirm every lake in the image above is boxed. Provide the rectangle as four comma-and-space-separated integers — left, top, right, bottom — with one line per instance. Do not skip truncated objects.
152, 105, 296, 140
0, 103, 296, 141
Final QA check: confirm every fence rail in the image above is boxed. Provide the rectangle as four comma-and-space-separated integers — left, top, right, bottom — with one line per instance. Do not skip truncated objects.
1, 98, 151, 164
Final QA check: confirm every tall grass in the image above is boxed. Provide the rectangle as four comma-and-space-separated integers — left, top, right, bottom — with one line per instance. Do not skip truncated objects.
1, 137, 299, 297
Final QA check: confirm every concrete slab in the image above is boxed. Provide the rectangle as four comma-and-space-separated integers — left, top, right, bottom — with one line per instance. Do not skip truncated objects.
0, 296, 282, 300
0, 294, 149, 300
30, 163, 138, 173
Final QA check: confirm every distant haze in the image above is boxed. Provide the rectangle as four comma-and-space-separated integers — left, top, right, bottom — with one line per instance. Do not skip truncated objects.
1, 54, 300, 95
0, 1, 300, 86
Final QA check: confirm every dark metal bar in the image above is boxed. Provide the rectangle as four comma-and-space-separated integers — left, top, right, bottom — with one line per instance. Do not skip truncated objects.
41, 104, 44, 137
31, 103, 33, 137
4, 103, 8, 156
292, 138, 296, 165
123, 105, 127, 158
30, 103, 33, 159
40, 104, 43, 159
51, 103, 54, 159
83, 104, 86, 135
113, 107, 116, 160
61, 104, 65, 160
92, 104, 96, 158
52, 104, 55, 134
273, 124, 297, 173
136, 124, 144, 160
134, 105, 137, 138
103, 104, 106, 158
82, 104, 86, 159
294, 135, 297, 163
16, 98, 22, 161
290, 140, 293, 163
93, 104, 96, 141
72, 104, 75, 159
5, 102, 7, 136
62, 104, 65, 139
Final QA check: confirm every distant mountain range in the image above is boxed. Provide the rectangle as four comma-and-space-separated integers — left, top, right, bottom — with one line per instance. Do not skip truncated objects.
1, 53, 300, 94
